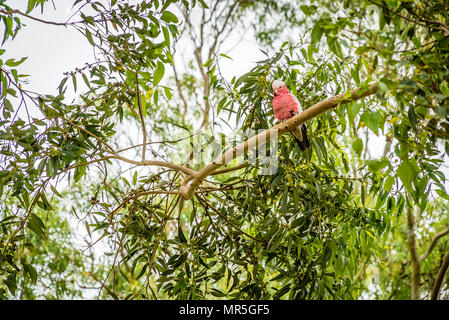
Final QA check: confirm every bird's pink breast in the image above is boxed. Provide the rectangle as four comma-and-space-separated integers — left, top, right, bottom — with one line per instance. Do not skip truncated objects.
272, 90, 299, 121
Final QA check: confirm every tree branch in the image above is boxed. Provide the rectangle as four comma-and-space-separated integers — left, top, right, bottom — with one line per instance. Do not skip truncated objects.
406, 205, 421, 300
431, 250, 449, 300
0, 9, 82, 26
110, 154, 197, 176
172, 62, 189, 121
135, 73, 147, 161
180, 82, 379, 200
211, 163, 248, 175
419, 227, 449, 263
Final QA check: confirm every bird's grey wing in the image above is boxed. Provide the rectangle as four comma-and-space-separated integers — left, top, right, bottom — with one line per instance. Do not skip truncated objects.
290, 125, 304, 141
292, 95, 303, 112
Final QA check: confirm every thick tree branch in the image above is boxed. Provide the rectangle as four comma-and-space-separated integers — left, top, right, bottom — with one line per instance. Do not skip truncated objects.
180, 82, 379, 200
431, 250, 449, 300
406, 206, 421, 300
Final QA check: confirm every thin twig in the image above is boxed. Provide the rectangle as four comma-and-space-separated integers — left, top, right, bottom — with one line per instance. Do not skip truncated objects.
135, 72, 147, 161
419, 227, 449, 263
0, 9, 83, 26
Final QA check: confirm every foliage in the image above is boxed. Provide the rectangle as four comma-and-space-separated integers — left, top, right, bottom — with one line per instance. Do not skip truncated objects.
1, 0, 449, 300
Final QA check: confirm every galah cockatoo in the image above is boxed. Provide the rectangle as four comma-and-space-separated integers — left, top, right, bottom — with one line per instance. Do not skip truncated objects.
272, 80, 310, 151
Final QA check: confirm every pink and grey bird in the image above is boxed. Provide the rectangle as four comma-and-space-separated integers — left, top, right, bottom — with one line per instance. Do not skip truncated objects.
272, 80, 310, 151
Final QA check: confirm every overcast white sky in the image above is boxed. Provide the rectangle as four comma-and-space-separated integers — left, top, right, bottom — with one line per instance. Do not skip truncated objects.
2, 0, 94, 96
2, 0, 266, 99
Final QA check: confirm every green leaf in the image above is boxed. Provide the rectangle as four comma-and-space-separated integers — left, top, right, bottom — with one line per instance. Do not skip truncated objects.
361, 110, 381, 135
440, 81, 449, 97
273, 284, 291, 299
350, 68, 360, 85
377, 81, 388, 95
352, 138, 363, 157
217, 97, 227, 114
74, 160, 87, 182
161, 11, 179, 23
72, 73, 77, 92
50, 185, 63, 198
82, 73, 91, 88
384, 175, 395, 194
347, 103, 361, 124
122, 177, 130, 187
326, 36, 342, 59
436, 189, 449, 201
291, 216, 307, 229
119, 267, 129, 282
153, 62, 165, 86
173, 252, 188, 268
0, 169, 10, 179
366, 157, 389, 173
267, 230, 283, 253
210, 288, 226, 297
5, 274, 17, 296
301, 5, 318, 16
153, 89, 159, 105
397, 160, 418, 193
135, 264, 147, 280
133, 171, 138, 186
1, 72, 8, 98
271, 171, 285, 188
197, 0, 209, 9
5, 57, 27, 67
436, 105, 446, 119
163, 87, 172, 101
27, 213, 46, 239
415, 175, 428, 197
178, 226, 187, 244
27, 0, 37, 13
408, 107, 417, 131
311, 23, 323, 45
162, 26, 170, 46
85, 29, 95, 45
58, 77, 68, 95
22, 262, 37, 284
219, 53, 233, 60
3, 98, 13, 112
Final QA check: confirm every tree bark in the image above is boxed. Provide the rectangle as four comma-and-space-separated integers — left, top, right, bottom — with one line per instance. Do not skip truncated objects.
431, 250, 449, 300
406, 206, 421, 300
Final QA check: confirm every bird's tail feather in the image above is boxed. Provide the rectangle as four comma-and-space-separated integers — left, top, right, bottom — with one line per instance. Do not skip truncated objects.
301, 124, 310, 150
290, 124, 310, 151
293, 136, 308, 151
